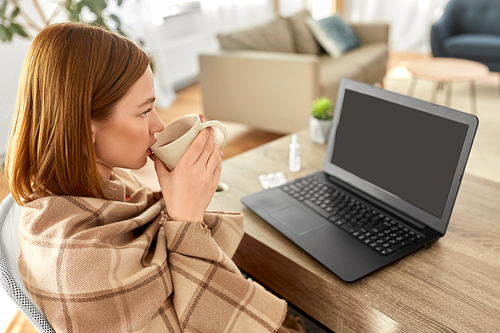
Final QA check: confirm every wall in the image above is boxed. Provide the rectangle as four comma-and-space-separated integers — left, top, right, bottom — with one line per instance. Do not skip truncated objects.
0, 0, 61, 164
0, 37, 31, 164
153, 9, 214, 91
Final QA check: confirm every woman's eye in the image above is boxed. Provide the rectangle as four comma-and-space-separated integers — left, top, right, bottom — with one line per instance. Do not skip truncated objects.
141, 108, 152, 117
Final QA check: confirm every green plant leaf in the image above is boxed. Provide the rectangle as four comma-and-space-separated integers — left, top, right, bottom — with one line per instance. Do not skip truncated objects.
110, 14, 120, 27
66, 0, 83, 22
116, 27, 127, 37
85, 0, 106, 15
11, 23, 27, 37
0, 24, 9, 41
117, 0, 123, 6
11, 7, 19, 19
92, 17, 106, 28
0, 24, 12, 41
0, 2, 7, 18
311, 97, 334, 120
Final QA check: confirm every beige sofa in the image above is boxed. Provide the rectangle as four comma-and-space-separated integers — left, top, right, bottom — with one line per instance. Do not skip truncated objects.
199, 11, 389, 134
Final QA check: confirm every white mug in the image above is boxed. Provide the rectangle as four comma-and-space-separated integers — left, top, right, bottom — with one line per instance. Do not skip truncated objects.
150, 114, 228, 170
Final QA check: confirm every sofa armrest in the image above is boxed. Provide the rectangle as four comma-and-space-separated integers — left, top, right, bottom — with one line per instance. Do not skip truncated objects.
199, 51, 320, 133
351, 22, 390, 44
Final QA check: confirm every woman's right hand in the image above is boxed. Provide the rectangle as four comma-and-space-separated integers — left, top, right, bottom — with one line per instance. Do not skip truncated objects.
151, 127, 222, 222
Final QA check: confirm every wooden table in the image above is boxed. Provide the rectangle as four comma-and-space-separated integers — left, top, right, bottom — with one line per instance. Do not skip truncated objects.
208, 129, 500, 333
407, 58, 490, 114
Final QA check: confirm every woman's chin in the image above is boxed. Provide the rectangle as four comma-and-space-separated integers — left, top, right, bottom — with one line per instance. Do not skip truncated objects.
123, 159, 148, 171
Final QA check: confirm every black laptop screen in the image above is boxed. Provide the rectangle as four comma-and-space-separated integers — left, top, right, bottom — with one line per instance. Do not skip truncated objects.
331, 89, 469, 218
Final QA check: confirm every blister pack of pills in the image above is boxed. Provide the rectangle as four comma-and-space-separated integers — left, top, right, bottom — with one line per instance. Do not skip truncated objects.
258, 172, 288, 189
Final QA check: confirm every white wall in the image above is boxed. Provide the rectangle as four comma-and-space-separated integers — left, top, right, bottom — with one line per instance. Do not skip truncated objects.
0, 0, 61, 164
0, 36, 29, 330
152, 9, 215, 91
0, 38, 31, 164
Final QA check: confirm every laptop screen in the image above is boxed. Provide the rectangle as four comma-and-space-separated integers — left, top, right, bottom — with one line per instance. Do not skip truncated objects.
324, 79, 478, 234
331, 89, 469, 218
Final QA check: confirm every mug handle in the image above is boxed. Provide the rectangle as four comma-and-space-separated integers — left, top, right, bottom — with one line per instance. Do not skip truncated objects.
201, 120, 228, 148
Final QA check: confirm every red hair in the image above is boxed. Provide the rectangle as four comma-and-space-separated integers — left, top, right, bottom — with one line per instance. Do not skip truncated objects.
5, 22, 151, 204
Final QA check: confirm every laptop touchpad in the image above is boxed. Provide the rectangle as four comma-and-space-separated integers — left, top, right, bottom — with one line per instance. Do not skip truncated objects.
270, 206, 325, 236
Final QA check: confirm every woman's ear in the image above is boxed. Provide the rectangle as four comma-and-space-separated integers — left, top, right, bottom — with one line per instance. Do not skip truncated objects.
90, 120, 98, 144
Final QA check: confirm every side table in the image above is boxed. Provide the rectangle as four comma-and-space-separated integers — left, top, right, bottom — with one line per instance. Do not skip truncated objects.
407, 58, 489, 114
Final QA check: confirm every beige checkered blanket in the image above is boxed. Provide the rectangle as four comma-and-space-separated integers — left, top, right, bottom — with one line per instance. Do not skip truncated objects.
18, 169, 287, 332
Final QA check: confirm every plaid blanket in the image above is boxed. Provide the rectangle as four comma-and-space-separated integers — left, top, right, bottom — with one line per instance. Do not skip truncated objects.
18, 169, 287, 332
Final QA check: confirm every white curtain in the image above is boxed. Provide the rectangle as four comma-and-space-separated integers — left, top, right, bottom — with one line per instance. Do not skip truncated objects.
109, 1, 178, 109
199, 0, 276, 51
349, 0, 450, 53
279, 0, 333, 19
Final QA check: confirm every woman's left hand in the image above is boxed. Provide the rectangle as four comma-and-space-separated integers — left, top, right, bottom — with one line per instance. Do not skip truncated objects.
151, 123, 222, 222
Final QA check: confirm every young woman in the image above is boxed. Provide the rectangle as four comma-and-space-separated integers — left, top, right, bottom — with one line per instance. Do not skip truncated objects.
5, 22, 304, 332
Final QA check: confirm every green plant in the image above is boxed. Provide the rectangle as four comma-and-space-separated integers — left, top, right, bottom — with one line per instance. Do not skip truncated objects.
0, 1, 27, 41
0, 0, 126, 42
311, 97, 334, 121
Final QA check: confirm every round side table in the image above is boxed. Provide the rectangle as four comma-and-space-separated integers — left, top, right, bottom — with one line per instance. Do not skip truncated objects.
407, 58, 489, 114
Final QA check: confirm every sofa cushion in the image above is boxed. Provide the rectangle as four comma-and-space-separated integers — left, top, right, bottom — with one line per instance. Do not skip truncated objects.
217, 17, 295, 53
337, 42, 388, 82
444, 34, 500, 59
305, 15, 362, 58
319, 42, 388, 86
285, 10, 322, 54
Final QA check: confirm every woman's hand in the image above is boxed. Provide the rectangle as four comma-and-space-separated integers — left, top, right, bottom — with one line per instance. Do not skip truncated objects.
152, 126, 222, 222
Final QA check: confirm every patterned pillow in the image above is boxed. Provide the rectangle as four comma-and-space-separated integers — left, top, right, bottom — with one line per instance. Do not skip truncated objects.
305, 15, 362, 58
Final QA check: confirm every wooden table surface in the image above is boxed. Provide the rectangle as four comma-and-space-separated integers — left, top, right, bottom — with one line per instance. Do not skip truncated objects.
407, 58, 490, 81
208, 129, 500, 333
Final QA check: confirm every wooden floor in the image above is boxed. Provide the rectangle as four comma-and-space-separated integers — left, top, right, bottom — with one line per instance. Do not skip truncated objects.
1, 52, 425, 333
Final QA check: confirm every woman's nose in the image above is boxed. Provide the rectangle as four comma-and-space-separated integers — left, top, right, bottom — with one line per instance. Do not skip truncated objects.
151, 109, 165, 134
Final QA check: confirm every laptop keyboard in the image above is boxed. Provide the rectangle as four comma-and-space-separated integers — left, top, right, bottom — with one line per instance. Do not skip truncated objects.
280, 176, 423, 256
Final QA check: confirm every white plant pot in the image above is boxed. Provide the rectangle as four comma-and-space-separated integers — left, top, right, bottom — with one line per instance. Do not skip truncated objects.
309, 116, 332, 144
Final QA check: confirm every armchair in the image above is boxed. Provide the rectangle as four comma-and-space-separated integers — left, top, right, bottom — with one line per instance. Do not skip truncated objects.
431, 0, 500, 72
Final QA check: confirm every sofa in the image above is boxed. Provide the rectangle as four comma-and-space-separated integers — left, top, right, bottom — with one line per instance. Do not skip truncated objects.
431, 0, 500, 72
199, 10, 389, 134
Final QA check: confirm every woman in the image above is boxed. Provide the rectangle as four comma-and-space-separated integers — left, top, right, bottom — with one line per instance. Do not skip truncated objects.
5, 22, 304, 332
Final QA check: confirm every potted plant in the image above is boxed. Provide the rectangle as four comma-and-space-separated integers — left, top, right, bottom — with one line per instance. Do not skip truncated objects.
309, 97, 334, 144
0, 0, 127, 42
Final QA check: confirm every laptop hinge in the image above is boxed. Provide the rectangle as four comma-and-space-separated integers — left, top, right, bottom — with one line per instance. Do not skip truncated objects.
324, 173, 428, 230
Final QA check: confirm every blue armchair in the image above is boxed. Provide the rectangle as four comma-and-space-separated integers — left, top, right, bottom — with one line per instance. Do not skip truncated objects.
431, 0, 500, 72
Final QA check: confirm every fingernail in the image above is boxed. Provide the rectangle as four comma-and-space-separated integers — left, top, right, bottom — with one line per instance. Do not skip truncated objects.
219, 151, 224, 158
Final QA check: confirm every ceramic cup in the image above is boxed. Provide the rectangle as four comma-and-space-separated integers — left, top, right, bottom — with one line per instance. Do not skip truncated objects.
150, 114, 228, 170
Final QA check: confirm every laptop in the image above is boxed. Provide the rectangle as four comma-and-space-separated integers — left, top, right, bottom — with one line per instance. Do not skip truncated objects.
241, 79, 478, 282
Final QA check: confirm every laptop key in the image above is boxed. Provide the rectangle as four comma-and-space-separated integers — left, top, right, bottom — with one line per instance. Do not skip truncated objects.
303, 200, 332, 218
341, 224, 355, 233
333, 219, 345, 226
281, 176, 425, 257
381, 248, 393, 256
